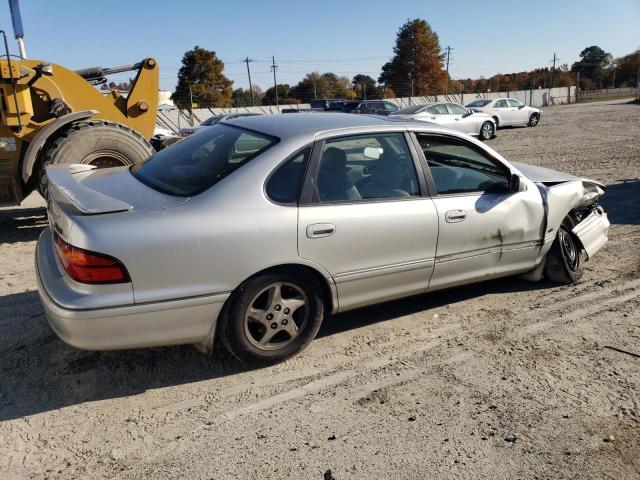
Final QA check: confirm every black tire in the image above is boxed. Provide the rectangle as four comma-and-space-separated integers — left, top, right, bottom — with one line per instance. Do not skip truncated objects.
544, 218, 584, 284
479, 121, 495, 141
528, 113, 540, 127
218, 272, 325, 366
37, 120, 154, 198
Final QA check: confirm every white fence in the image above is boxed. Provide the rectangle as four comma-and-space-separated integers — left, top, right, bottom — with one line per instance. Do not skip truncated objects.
156, 86, 576, 133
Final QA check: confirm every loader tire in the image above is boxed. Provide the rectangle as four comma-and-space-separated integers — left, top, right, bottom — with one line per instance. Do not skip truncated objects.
37, 120, 154, 198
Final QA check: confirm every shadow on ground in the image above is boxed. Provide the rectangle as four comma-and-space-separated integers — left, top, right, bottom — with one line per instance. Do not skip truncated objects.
600, 179, 640, 225
0, 206, 47, 244
0, 276, 552, 422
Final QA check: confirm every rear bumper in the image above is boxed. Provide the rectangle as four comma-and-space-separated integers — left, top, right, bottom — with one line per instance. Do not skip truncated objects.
36, 228, 228, 350
572, 208, 610, 259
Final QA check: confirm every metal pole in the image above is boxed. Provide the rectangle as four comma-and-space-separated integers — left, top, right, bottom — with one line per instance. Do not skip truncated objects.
576, 71, 580, 103
313, 80, 317, 100
271, 56, 278, 108
244, 57, 254, 106
8, 0, 26, 58
363, 83, 366, 100
445, 46, 452, 94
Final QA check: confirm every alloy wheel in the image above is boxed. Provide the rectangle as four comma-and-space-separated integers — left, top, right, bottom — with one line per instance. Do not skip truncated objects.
243, 282, 309, 351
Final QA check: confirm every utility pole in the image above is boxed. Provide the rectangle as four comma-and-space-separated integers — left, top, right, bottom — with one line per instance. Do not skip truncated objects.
313, 80, 317, 100
189, 84, 194, 123
550, 52, 557, 88
270, 56, 279, 108
243, 57, 255, 106
445, 46, 453, 94
363, 82, 367, 100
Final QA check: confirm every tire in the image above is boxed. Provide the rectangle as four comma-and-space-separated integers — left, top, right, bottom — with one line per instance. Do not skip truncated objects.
544, 218, 584, 284
479, 121, 495, 141
218, 272, 325, 366
37, 120, 154, 198
528, 113, 540, 127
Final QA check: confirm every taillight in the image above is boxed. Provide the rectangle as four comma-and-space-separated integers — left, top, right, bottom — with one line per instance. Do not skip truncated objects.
53, 233, 130, 284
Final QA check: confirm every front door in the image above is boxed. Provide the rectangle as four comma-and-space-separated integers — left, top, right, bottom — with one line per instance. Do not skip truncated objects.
413, 133, 544, 291
298, 132, 439, 311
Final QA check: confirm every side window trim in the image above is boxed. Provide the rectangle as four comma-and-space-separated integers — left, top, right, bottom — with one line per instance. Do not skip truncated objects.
264, 144, 313, 206
409, 132, 511, 197
300, 131, 428, 206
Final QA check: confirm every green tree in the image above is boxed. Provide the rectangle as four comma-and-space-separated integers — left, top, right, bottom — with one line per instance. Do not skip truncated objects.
613, 49, 640, 87
379, 19, 447, 96
352, 74, 379, 99
262, 84, 292, 105
172, 46, 233, 108
571, 46, 613, 89
232, 86, 263, 107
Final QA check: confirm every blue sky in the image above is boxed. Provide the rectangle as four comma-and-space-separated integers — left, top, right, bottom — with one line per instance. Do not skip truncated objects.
2, 0, 638, 92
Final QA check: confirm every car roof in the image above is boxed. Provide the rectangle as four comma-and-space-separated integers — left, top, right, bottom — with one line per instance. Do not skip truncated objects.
223, 112, 425, 138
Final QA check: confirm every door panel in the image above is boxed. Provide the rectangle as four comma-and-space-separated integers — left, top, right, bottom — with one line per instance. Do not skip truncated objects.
414, 133, 544, 291
299, 200, 438, 310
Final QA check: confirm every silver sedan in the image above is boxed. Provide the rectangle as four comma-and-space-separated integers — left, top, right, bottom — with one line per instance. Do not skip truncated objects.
466, 98, 541, 128
36, 114, 610, 365
389, 102, 496, 140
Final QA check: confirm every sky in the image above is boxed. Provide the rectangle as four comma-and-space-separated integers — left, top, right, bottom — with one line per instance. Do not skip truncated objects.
1, 0, 638, 92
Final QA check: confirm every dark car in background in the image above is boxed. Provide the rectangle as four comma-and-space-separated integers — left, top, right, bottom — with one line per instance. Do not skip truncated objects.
342, 100, 399, 115
310, 99, 347, 111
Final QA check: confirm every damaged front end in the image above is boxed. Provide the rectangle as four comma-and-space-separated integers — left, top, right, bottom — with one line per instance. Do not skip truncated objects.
513, 162, 610, 262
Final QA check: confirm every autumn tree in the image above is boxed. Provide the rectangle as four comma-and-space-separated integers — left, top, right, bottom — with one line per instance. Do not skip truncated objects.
290, 72, 354, 102
172, 46, 233, 108
379, 19, 447, 96
613, 49, 640, 87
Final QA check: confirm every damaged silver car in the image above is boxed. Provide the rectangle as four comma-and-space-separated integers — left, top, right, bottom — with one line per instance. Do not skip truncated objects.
35, 114, 609, 365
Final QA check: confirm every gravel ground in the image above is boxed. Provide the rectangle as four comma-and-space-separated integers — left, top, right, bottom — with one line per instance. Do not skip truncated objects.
1, 99, 639, 480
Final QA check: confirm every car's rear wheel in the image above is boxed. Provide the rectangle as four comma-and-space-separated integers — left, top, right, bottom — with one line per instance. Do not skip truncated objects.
544, 218, 584, 284
219, 272, 324, 365
528, 113, 540, 127
479, 121, 494, 141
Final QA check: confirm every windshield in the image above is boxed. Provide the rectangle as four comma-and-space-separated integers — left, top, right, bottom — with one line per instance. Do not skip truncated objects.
466, 100, 491, 107
392, 104, 428, 115
200, 115, 222, 126
131, 124, 277, 196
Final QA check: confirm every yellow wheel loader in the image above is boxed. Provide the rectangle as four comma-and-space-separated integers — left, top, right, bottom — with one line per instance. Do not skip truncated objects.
0, 33, 158, 207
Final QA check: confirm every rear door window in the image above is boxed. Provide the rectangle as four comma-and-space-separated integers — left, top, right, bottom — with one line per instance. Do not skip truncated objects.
266, 148, 310, 204
132, 124, 277, 196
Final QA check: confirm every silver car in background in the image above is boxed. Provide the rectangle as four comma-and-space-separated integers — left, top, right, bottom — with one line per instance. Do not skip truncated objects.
466, 98, 541, 128
36, 114, 609, 365
389, 102, 496, 140
179, 112, 261, 137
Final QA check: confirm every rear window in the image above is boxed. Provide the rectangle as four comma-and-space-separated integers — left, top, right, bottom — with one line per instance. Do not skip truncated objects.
131, 124, 277, 196
200, 115, 222, 126
466, 100, 491, 108
310, 100, 328, 109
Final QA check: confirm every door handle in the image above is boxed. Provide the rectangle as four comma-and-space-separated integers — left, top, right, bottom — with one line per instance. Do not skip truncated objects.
445, 210, 466, 223
430, 117, 436, 120
454, 117, 460, 121
306, 223, 336, 238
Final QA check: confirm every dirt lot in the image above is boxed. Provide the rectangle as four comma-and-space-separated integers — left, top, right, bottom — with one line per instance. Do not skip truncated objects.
1, 99, 639, 480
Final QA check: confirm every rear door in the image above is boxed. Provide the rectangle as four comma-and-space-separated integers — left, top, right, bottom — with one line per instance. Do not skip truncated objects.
426, 103, 455, 128
297, 131, 439, 311
411, 133, 543, 290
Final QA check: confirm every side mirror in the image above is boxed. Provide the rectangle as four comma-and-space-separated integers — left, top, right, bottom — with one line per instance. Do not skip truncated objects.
518, 105, 525, 109
509, 173, 522, 193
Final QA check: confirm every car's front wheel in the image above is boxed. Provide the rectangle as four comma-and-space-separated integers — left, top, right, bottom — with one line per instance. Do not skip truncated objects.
479, 121, 495, 141
544, 219, 584, 284
219, 272, 325, 365
528, 113, 540, 127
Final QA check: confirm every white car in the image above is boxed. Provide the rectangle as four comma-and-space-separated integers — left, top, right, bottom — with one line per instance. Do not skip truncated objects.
389, 102, 496, 141
466, 98, 541, 128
